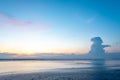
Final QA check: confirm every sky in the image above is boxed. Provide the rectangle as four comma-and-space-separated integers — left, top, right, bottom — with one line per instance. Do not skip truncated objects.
0, 0, 120, 54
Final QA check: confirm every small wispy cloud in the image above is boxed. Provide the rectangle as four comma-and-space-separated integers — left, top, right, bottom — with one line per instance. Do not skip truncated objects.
85, 16, 97, 24
114, 41, 120, 46
73, 12, 97, 24
11, 54, 36, 59
0, 12, 50, 30
0, 12, 31, 26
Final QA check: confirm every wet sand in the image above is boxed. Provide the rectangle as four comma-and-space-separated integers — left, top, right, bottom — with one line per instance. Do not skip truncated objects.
0, 69, 120, 80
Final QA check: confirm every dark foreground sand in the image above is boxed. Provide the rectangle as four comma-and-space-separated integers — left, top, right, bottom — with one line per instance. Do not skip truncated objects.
0, 69, 120, 80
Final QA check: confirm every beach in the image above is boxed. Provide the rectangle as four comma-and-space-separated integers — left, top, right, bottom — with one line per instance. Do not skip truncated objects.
0, 69, 120, 80
0, 60, 120, 80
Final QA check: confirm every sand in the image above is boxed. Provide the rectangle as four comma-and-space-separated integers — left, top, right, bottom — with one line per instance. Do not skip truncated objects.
0, 68, 120, 80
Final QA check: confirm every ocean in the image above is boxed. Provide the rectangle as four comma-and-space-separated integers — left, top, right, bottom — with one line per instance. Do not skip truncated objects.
0, 60, 120, 75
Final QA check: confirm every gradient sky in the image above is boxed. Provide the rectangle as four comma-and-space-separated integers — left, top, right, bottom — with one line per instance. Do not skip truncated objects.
0, 0, 120, 54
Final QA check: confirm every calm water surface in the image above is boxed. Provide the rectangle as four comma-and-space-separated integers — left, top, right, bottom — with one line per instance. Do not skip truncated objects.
0, 60, 120, 75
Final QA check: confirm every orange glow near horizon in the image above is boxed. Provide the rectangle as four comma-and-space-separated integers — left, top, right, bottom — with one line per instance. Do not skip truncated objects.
0, 46, 89, 55
0, 42, 119, 55
0, 45, 119, 55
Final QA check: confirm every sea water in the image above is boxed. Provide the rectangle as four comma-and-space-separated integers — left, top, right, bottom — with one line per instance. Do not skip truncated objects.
0, 60, 120, 75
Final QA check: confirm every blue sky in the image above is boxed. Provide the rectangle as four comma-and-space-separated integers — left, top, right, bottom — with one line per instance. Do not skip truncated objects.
0, 0, 120, 54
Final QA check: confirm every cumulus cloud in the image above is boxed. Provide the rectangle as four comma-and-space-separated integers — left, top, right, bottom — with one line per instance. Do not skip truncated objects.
89, 37, 110, 55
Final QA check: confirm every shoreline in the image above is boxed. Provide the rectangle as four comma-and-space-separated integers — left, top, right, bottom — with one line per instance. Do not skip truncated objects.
0, 68, 120, 80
